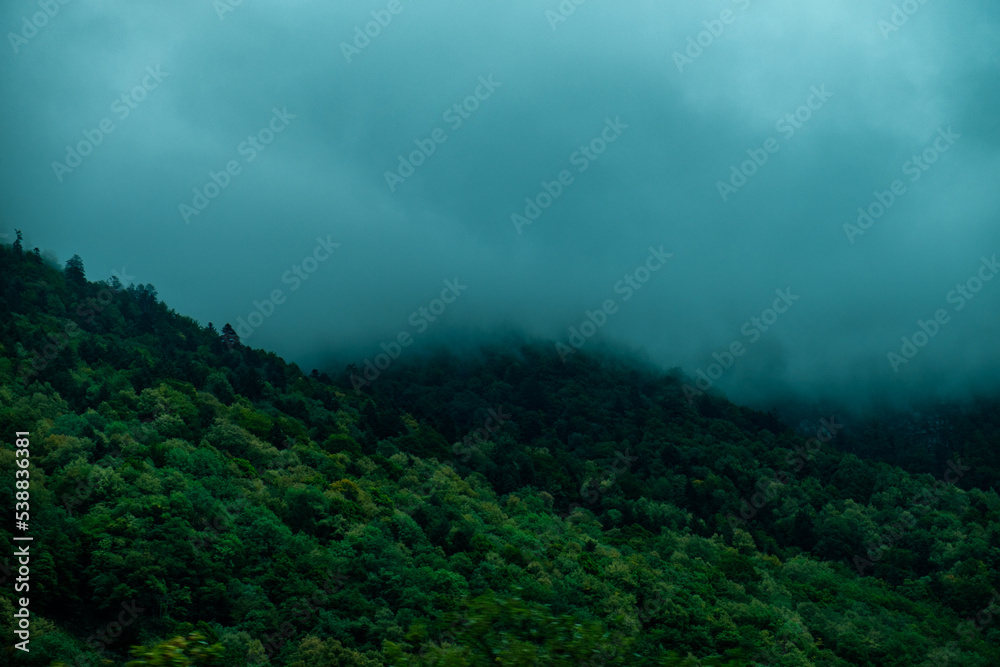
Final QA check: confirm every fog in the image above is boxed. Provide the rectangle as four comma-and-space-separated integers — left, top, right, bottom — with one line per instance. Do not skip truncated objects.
2, 0, 999, 411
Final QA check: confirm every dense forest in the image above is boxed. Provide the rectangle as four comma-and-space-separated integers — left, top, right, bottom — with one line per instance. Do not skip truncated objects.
1, 238, 999, 665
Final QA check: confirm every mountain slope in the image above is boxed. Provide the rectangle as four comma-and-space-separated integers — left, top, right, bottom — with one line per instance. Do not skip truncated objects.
1, 241, 998, 666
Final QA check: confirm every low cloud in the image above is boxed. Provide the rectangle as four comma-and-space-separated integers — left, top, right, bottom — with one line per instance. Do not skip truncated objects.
2, 0, 998, 411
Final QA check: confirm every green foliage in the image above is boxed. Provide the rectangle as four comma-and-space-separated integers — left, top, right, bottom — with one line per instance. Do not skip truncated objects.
385, 591, 629, 666
322, 432, 360, 456
125, 632, 225, 666
287, 636, 383, 666
1, 240, 998, 666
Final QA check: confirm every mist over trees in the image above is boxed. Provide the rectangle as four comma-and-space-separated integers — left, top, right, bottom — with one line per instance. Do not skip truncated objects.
1, 241, 998, 665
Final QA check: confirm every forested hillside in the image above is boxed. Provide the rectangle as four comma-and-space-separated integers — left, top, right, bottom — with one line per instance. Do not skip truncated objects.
1, 240, 998, 666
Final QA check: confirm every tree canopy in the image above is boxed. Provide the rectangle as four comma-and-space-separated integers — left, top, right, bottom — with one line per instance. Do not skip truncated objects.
0, 238, 997, 666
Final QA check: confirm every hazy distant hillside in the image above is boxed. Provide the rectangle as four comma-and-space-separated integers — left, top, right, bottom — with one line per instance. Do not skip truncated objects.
2, 242, 999, 666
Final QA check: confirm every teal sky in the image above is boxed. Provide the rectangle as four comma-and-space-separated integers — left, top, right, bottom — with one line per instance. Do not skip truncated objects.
2, 0, 998, 410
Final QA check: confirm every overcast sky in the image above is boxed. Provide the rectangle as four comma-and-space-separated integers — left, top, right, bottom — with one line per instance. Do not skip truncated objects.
2, 0, 998, 411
